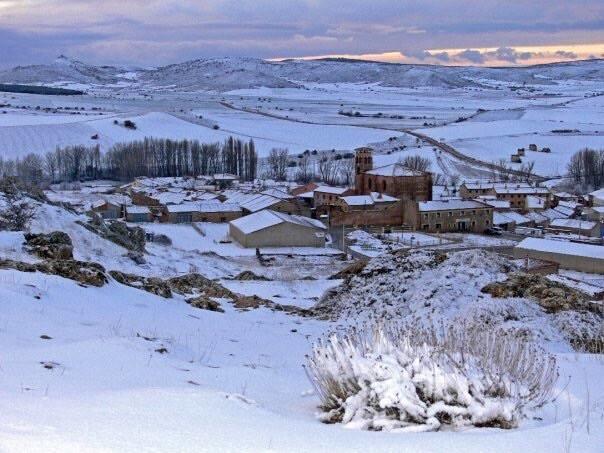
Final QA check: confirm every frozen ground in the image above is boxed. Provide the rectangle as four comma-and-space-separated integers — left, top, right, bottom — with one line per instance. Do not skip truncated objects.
2, 70, 603, 181
0, 242, 602, 452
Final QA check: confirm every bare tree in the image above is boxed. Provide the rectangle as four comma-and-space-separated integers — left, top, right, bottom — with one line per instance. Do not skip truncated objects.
267, 148, 289, 181
0, 178, 36, 231
400, 155, 431, 172
296, 154, 314, 183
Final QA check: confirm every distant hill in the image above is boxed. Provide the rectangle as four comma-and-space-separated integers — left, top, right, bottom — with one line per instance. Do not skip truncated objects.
0, 55, 602, 92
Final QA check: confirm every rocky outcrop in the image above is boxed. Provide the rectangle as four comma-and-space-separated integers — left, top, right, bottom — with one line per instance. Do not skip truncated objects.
481, 273, 591, 313
186, 296, 224, 312
230, 270, 271, 281
79, 219, 146, 252
24, 231, 74, 260
0, 258, 107, 287
109, 271, 173, 298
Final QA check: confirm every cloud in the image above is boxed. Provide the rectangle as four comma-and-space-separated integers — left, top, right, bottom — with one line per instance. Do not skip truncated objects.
0, 1, 603, 66
554, 50, 578, 59
455, 49, 485, 64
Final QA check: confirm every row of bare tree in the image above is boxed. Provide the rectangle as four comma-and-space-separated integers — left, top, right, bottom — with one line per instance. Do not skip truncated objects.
0, 137, 259, 186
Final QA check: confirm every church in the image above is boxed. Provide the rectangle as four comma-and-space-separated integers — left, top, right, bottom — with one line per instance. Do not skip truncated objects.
354, 147, 433, 201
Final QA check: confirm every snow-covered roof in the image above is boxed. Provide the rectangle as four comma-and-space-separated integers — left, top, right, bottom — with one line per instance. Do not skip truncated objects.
366, 163, 426, 177
239, 194, 283, 213
230, 210, 326, 235
494, 185, 550, 195
525, 211, 549, 224
296, 191, 315, 199
198, 202, 241, 213
526, 196, 547, 209
497, 211, 532, 225
476, 197, 510, 209
261, 188, 293, 200
589, 188, 604, 199
213, 173, 239, 181
314, 186, 350, 195
550, 218, 598, 230
515, 238, 604, 260
127, 205, 151, 214
165, 203, 201, 213
418, 200, 489, 212
341, 192, 399, 206
541, 208, 569, 221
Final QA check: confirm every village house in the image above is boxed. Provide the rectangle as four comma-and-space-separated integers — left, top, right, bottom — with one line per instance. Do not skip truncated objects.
229, 210, 327, 248
313, 186, 355, 208
212, 173, 239, 189
239, 193, 300, 215
329, 192, 403, 227
89, 199, 123, 219
548, 218, 602, 238
354, 148, 432, 201
460, 182, 552, 209
125, 205, 153, 223
584, 206, 604, 223
405, 199, 493, 233
196, 201, 242, 223
589, 188, 604, 207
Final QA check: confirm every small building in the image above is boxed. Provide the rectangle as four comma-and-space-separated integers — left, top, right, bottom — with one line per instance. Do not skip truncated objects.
511, 154, 522, 163
126, 205, 153, 223
549, 218, 601, 238
212, 173, 239, 189
528, 144, 537, 151
517, 148, 525, 156
239, 194, 299, 215
493, 184, 552, 209
313, 186, 355, 207
197, 201, 242, 223
584, 206, 604, 222
513, 238, 604, 274
229, 210, 327, 248
336, 192, 399, 211
589, 188, 604, 207
405, 199, 493, 233
163, 204, 201, 223
89, 200, 122, 219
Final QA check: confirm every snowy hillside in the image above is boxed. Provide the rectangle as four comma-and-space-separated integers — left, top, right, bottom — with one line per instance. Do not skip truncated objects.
1, 56, 603, 91
0, 204, 602, 450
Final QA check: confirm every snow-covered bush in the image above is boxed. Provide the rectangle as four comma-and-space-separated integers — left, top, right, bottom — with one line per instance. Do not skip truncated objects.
305, 323, 558, 432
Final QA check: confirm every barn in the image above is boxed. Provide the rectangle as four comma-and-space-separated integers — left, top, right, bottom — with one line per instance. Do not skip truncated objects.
513, 238, 604, 274
229, 210, 327, 248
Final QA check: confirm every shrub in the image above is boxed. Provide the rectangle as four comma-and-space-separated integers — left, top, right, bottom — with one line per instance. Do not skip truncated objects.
305, 323, 557, 432
123, 120, 137, 130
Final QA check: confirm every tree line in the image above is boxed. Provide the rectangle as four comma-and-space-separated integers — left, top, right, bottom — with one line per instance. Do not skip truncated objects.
0, 136, 258, 187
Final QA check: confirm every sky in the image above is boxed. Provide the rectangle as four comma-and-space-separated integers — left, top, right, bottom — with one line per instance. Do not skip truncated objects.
0, 0, 603, 68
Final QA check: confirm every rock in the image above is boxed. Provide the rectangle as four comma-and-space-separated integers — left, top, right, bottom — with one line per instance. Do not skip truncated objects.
109, 270, 172, 298
481, 272, 589, 313
230, 270, 271, 281
24, 231, 73, 260
42, 260, 107, 287
0, 258, 107, 287
328, 260, 366, 280
233, 294, 265, 310
126, 251, 146, 265
152, 234, 172, 246
167, 273, 236, 299
186, 295, 224, 312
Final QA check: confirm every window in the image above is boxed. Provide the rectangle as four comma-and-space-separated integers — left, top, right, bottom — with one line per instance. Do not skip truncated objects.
437, 212, 441, 218
382, 180, 387, 192
422, 224, 429, 230
435, 223, 441, 229
486, 220, 490, 225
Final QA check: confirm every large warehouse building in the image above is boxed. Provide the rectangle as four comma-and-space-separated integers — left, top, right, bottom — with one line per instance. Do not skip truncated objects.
513, 238, 604, 274
229, 210, 327, 248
